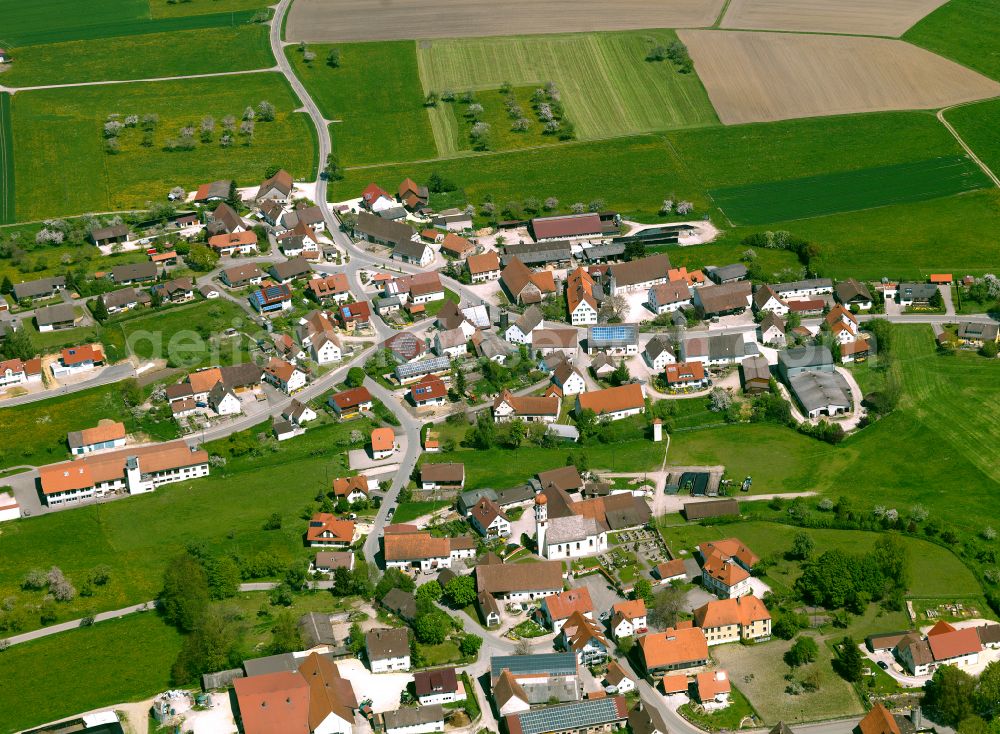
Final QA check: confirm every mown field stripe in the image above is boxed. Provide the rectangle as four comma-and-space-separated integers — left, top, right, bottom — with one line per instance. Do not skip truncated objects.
4, 9, 269, 46
710, 155, 991, 225
0, 93, 14, 225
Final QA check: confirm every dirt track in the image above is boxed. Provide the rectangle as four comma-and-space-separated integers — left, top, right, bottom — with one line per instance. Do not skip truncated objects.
680, 30, 1000, 125
719, 0, 948, 37
286, 0, 725, 42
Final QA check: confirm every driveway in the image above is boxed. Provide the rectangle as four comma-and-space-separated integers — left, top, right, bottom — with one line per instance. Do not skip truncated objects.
569, 572, 625, 619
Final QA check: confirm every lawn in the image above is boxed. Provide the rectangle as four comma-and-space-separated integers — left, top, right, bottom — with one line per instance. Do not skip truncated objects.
392, 501, 451, 524
0, 0, 269, 46
0, 25, 274, 87
943, 99, 1000, 179
905, 0, 1000, 82
711, 637, 862, 725
0, 612, 183, 734
668, 326, 1000, 535
0, 382, 177, 470
287, 42, 437, 166
115, 298, 254, 369
330, 134, 707, 222
417, 639, 464, 666
416, 31, 719, 140
425, 288, 460, 318
0, 93, 12, 225
663, 521, 982, 599
678, 683, 757, 730
0, 420, 372, 630
11, 73, 316, 221
422, 438, 663, 490
710, 155, 990, 226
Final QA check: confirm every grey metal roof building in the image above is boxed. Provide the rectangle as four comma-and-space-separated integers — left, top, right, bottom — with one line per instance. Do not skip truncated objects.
382, 704, 444, 731
491, 652, 578, 679
503, 240, 572, 265
788, 370, 851, 418
778, 345, 835, 379
707, 263, 748, 283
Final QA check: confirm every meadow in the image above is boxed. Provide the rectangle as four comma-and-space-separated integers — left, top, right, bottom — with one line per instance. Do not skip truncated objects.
905, 0, 1000, 82
0, 0, 269, 46
0, 93, 12, 225
0, 25, 274, 87
330, 134, 706, 220
0, 613, 183, 734
416, 31, 719, 140
11, 73, 316, 220
668, 326, 1000, 535
430, 86, 558, 156
943, 99, 1000, 178
710, 155, 990, 226
0, 381, 179, 470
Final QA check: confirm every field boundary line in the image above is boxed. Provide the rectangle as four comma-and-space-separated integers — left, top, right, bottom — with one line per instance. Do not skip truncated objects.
937, 98, 1000, 188
2, 66, 279, 94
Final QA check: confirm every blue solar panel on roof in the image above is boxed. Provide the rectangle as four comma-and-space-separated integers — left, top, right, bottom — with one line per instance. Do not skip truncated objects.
490, 652, 577, 678
513, 697, 621, 734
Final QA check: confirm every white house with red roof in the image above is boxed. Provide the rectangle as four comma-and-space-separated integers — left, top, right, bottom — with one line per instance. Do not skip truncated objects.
360, 182, 395, 213
698, 538, 759, 599
540, 588, 594, 633
0, 357, 42, 389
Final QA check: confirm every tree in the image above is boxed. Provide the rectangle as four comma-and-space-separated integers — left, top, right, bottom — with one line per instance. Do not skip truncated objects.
171, 607, 246, 684
159, 554, 210, 632
375, 568, 415, 599
709, 388, 732, 413
598, 294, 628, 323
186, 244, 220, 272
47, 567, 76, 601
92, 296, 109, 323
207, 556, 242, 599
460, 633, 483, 657
785, 636, 819, 667
789, 532, 814, 561
443, 576, 477, 608
832, 636, 863, 682
414, 610, 451, 644
648, 585, 685, 629
976, 662, 1000, 718
632, 579, 653, 604
0, 276, 12, 294
416, 580, 443, 606
610, 359, 630, 387
150, 287, 163, 308
624, 241, 646, 261
333, 566, 354, 596
256, 100, 275, 122
618, 635, 634, 655
514, 638, 531, 655
323, 153, 344, 181
269, 611, 303, 654
227, 180, 240, 209
2, 328, 35, 362
121, 378, 143, 408
346, 367, 366, 388
925, 666, 978, 725
348, 622, 365, 654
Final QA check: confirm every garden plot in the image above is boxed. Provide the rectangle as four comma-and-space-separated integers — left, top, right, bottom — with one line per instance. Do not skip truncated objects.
720, 0, 949, 37
286, 0, 725, 42
679, 30, 1000, 125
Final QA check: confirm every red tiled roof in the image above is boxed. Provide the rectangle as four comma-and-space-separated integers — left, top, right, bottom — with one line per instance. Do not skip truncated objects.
234, 671, 310, 734
545, 588, 594, 620
306, 514, 355, 544
639, 626, 708, 669
60, 343, 104, 366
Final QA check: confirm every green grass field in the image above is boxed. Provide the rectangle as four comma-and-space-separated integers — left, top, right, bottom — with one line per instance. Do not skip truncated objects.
0, 613, 183, 734
430, 86, 559, 156
0, 382, 175, 470
0, 244, 147, 285
711, 156, 990, 226
287, 42, 437, 166
417, 31, 718, 140
666, 521, 981, 599
905, 0, 1000, 82
943, 99, 1000, 179
331, 134, 706, 220
0, 93, 12, 225
0, 25, 274, 87
11, 73, 315, 221
668, 326, 1000, 534
668, 112, 964, 190
0, 0, 269, 46
393, 501, 451, 524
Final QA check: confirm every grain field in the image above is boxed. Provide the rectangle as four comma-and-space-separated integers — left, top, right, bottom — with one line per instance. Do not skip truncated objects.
720, 0, 948, 37
286, 0, 724, 42
680, 30, 1000, 125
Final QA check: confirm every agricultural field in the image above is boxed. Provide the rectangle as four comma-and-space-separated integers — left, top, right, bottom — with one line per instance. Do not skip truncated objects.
11, 73, 315, 221
711, 155, 990, 226
285, 0, 724, 42
286, 42, 437, 166
0, 613, 183, 734
719, 0, 948, 37
329, 134, 707, 221
416, 31, 719, 140
679, 30, 1000, 125
0, 25, 274, 87
0, 93, 12, 225
905, 0, 1000, 82
668, 326, 1000, 534
943, 99, 1000, 179
668, 111, 965, 190
0, 0, 269, 46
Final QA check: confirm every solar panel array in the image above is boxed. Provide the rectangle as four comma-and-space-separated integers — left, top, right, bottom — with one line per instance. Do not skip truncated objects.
514, 697, 621, 734
490, 652, 577, 679
395, 356, 450, 380
588, 324, 637, 346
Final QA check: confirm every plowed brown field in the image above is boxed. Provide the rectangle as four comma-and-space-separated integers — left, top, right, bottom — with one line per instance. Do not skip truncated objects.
720, 0, 948, 37
286, 0, 724, 42
679, 30, 1000, 125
